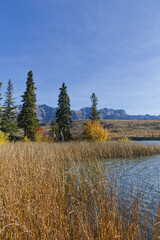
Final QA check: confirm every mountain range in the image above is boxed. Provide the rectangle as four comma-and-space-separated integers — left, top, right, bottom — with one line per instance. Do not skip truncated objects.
15, 104, 160, 122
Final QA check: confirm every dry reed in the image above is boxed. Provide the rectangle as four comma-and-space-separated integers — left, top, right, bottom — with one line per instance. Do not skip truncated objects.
0, 141, 159, 239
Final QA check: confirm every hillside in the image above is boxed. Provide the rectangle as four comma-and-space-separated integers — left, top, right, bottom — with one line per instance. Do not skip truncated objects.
42, 119, 160, 140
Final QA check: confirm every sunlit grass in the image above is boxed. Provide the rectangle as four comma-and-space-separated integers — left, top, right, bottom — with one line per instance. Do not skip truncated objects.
0, 141, 159, 239
62, 119, 160, 140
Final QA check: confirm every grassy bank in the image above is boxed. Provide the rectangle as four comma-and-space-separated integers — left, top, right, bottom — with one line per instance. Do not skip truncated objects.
0, 142, 159, 239
42, 119, 160, 140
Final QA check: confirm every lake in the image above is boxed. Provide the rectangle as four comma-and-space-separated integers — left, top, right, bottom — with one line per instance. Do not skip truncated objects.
102, 141, 160, 227
135, 140, 160, 146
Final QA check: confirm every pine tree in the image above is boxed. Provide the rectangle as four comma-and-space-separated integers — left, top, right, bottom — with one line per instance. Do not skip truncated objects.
56, 82, 72, 141
0, 82, 2, 128
2, 80, 18, 139
90, 93, 101, 121
18, 71, 39, 140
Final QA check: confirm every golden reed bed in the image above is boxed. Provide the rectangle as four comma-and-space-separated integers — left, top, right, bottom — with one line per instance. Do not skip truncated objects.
0, 141, 159, 239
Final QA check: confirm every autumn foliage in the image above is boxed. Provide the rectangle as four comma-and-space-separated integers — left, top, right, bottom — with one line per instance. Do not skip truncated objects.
35, 127, 49, 142
84, 120, 109, 142
0, 131, 9, 144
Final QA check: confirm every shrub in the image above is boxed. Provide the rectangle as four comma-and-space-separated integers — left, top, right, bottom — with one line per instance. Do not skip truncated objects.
84, 120, 109, 142
118, 137, 130, 142
35, 127, 49, 142
0, 131, 9, 144
23, 136, 30, 142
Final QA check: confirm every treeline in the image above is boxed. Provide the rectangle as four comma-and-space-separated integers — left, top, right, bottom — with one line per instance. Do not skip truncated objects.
0, 70, 104, 142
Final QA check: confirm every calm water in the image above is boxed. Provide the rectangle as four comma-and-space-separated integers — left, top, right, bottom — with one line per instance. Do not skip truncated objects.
135, 140, 160, 146
102, 141, 160, 219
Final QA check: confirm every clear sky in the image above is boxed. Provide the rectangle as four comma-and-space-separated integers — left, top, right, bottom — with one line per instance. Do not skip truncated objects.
1, 0, 160, 115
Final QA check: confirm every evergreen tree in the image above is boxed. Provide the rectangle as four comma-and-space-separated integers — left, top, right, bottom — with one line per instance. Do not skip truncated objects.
56, 83, 72, 141
0, 82, 2, 128
90, 93, 101, 121
2, 80, 18, 139
18, 71, 39, 140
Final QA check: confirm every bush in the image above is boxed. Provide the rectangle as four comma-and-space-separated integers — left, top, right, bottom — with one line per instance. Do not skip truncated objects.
84, 120, 109, 142
35, 127, 49, 142
118, 137, 130, 142
23, 136, 30, 142
0, 131, 9, 144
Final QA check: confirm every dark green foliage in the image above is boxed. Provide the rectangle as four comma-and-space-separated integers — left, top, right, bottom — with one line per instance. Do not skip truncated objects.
90, 93, 101, 121
18, 71, 39, 140
56, 83, 72, 141
2, 80, 18, 139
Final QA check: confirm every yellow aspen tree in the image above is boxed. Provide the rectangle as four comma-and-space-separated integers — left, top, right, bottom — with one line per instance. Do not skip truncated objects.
84, 120, 109, 142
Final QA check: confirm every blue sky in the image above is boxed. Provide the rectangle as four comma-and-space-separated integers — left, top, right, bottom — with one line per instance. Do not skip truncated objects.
1, 0, 160, 114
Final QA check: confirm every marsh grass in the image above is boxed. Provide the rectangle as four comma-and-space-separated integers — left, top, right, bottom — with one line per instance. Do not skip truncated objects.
0, 141, 159, 239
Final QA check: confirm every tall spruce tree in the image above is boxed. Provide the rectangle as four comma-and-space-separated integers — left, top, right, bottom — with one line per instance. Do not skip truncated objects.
18, 71, 39, 140
90, 93, 101, 121
56, 82, 72, 141
2, 80, 18, 139
0, 82, 2, 128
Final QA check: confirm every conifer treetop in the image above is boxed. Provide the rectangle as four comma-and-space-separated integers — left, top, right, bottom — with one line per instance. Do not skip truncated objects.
18, 71, 39, 140
2, 79, 18, 138
90, 93, 101, 121
56, 82, 72, 141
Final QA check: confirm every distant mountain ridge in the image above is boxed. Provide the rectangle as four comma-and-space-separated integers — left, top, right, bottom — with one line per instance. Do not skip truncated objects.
15, 104, 160, 122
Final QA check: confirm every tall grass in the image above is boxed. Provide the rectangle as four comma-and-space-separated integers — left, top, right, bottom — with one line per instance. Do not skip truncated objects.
0, 142, 159, 239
